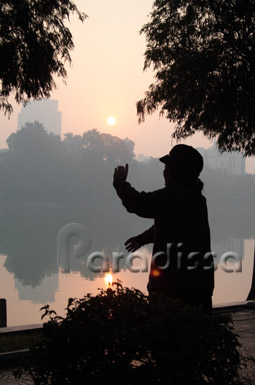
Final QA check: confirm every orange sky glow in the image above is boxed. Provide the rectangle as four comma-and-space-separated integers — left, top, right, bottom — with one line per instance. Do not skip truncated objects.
0, 0, 254, 172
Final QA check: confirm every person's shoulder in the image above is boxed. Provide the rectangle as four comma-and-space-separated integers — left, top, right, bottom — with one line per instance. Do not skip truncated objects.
153, 186, 177, 195
150, 186, 179, 202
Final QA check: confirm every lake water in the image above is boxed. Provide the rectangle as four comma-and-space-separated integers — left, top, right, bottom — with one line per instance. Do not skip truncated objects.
0, 204, 254, 327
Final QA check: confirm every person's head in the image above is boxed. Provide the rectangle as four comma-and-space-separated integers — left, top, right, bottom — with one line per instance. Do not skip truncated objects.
160, 144, 203, 187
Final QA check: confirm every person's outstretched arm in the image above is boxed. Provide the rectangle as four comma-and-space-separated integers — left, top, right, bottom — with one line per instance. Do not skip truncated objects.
125, 225, 154, 252
113, 164, 165, 218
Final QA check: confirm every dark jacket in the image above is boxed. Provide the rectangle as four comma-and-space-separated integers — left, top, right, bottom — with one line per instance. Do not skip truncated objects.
113, 179, 214, 299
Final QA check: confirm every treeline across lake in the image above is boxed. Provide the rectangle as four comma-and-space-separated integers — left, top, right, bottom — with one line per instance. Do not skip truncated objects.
0, 121, 163, 204
0, 121, 254, 232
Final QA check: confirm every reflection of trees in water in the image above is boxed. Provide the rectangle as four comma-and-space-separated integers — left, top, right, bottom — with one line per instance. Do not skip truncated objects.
0, 204, 152, 287
0, 201, 253, 287
0, 205, 58, 287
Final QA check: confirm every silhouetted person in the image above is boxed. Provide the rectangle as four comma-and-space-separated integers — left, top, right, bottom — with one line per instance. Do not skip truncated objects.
113, 144, 214, 311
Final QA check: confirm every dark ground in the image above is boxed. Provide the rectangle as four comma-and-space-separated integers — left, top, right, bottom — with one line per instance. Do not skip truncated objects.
0, 306, 254, 385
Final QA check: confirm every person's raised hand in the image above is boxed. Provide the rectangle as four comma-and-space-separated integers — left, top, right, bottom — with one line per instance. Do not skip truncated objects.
125, 236, 141, 253
113, 163, 129, 182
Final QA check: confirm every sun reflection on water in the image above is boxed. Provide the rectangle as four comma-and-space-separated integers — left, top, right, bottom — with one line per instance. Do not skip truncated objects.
104, 273, 113, 287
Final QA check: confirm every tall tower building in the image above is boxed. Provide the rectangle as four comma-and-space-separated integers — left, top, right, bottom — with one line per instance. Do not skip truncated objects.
18, 99, 62, 137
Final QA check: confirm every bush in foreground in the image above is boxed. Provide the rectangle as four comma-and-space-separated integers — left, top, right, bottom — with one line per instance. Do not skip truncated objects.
17, 285, 251, 385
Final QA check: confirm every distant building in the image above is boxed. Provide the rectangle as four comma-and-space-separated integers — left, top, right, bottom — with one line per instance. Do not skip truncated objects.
18, 99, 62, 137
197, 144, 246, 175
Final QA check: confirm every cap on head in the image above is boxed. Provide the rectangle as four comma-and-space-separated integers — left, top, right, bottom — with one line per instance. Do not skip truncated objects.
160, 144, 203, 179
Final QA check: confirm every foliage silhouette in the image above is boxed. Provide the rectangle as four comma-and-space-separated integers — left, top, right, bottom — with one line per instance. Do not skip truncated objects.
0, 0, 86, 115
137, 0, 255, 155
17, 286, 252, 385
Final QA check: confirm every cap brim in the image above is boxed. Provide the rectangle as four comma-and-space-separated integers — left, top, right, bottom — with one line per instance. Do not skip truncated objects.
159, 154, 171, 164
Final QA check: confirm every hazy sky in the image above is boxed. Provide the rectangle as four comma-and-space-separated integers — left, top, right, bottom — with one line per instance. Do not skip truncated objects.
0, 0, 254, 172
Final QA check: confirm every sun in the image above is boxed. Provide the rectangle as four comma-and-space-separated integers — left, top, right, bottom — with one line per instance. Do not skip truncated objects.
107, 116, 116, 126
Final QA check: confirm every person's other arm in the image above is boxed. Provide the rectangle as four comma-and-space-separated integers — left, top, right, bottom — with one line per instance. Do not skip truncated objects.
125, 225, 154, 252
